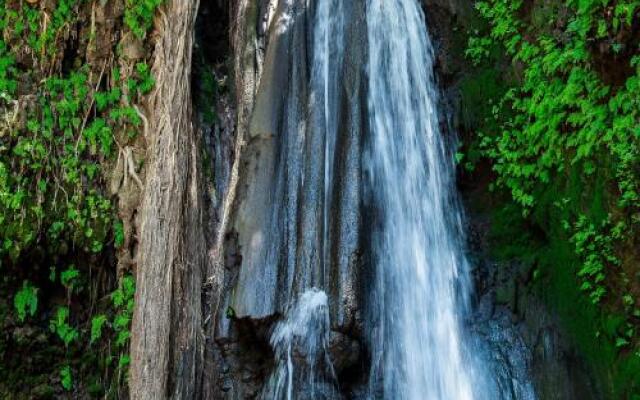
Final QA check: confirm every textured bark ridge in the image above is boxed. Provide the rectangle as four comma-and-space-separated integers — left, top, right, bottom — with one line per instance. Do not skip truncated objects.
129, 1, 205, 399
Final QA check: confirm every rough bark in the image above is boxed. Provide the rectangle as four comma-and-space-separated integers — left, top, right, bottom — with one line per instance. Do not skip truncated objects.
129, 1, 205, 399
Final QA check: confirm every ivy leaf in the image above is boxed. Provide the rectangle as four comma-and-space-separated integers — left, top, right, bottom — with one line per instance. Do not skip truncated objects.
60, 365, 73, 391
118, 354, 131, 370
615, 337, 629, 348
60, 265, 80, 290
90, 315, 108, 344
14, 281, 38, 322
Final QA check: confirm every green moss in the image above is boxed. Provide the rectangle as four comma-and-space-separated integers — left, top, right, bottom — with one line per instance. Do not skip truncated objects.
489, 202, 639, 398
460, 67, 505, 128
536, 238, 640, 399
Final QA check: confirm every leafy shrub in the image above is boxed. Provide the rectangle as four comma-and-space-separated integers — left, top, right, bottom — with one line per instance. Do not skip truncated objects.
0, 0, 160, 394
467, 0, 640, 395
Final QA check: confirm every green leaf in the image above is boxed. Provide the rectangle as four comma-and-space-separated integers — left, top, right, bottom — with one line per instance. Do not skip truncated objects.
90, 314, 108, 344
60, 265, 80, 290
615, 337, 629, 348
116, 330, 130, 347
118, 354, 131, 370
14, 281, 38, 322
49, 307, 78, 347
114, 219, 125, 248
60, 365, 73, 391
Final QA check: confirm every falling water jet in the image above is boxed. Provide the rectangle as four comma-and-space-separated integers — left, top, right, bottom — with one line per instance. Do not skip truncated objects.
364, 0, 488, 398
247, 0, 535, 398
262, 289, 339, 400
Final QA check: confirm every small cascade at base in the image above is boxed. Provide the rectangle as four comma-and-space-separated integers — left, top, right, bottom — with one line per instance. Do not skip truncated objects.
262, 290, 339, 400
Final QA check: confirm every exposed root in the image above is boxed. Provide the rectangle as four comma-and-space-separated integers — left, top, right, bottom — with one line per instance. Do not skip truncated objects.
134, 104, 149, 140
125, 146, 144, 190
111, 145, 144, 193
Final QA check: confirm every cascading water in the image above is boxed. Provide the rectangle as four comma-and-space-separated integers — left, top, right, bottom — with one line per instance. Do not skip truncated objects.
259, 1, 349, 398
365, 0, 488, 398
253, 0, 534, 398
262, 289, 339, 400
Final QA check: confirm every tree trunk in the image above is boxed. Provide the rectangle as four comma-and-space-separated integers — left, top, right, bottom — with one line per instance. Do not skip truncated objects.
129, 1, 205, 399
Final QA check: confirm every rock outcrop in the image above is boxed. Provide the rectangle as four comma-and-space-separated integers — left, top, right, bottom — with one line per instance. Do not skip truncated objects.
465, 216, 602, 400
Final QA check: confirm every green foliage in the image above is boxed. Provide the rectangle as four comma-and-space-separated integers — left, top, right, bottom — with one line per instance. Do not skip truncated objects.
41, 275, 135, 392
0, 42, 16, 99
50, 307, 79, 347
60, 365, 73, 391
467, 0, 640, 396
132, 62, 156, 96
90, 314, 108, 344
0, 0, 156, 395
13, 281, 37, 322
471, 0, 640, 209
111, 275, 135, 350
3, 0, 81, 60
0, 62, 153, 261
60, 265, 80, 292
114, 219, 125, 248
466, 36, 493, 66
0, 1, 157, 263
569, 216, 625, 305
124, 0, 163, 39
118, 353, 131, 370
2, 66, 95, 258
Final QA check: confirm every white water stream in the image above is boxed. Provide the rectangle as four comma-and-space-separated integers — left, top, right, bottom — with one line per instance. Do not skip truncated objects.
365, 0, 482, 398
259, 0, 531, 398
262, 289, 338, 400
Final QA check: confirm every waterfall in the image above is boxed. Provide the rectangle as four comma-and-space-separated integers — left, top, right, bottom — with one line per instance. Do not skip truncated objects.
261, 2, 347, 398
365, 0, 485, 398
252, 0, 535, 398
312, 0, 345, 286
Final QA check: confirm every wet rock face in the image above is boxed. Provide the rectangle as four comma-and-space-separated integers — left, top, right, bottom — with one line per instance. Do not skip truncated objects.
205, 1, 368, 397
420, 0, 477, 81
465, 217, 602, 400
211, 317, 276, 400
210, 294, 364, 400
226, 0, 366, 329
328, 331, 361, 375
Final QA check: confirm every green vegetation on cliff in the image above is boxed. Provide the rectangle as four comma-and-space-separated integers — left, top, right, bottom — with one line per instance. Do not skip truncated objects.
0, 0, 160, 396
464, 0, 640, 396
